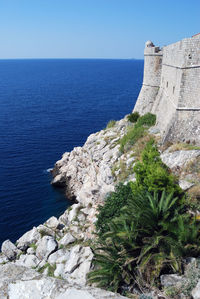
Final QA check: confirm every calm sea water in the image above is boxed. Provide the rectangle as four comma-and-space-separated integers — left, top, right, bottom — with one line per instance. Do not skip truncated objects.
0, 59, 143, 246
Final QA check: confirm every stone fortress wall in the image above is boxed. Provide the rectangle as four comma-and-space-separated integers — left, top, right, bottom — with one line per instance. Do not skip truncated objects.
134, 34, 200, 145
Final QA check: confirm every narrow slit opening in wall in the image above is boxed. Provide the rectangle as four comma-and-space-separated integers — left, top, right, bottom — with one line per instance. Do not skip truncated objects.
166, 81, 168, 88
173, 86, 175, 94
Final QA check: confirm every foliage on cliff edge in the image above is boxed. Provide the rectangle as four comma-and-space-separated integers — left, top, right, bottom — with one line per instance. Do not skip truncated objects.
88, 140, 200, 294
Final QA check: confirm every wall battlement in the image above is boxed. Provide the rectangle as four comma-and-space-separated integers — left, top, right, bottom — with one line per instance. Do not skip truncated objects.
134, 34, 200, 145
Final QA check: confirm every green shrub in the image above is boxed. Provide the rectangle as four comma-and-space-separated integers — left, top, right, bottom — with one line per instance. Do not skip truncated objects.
136, 113, 156, 127
106, 120, 116, 129
127, 112, 140, 123
119, 113, 156, 153
132, 139, 183, 197
120, 125, 146, 153
95, 183, 133, 237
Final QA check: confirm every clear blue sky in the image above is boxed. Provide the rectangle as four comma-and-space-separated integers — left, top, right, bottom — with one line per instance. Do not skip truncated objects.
0, 0, 199, 59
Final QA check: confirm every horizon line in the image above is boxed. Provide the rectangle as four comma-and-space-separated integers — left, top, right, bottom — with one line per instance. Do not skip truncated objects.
0, 57, 143, 61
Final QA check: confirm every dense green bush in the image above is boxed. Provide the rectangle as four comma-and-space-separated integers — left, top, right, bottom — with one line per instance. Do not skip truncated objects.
127, 111, 140, 123
136, 112, 156, 127
95, 183, 133, 237
132, 139, 183, 197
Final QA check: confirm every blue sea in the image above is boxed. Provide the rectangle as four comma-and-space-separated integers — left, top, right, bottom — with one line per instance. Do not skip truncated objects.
0, 59, 143, 246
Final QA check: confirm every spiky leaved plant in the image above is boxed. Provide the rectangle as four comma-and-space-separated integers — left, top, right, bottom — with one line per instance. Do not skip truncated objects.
88, 190, 200, 291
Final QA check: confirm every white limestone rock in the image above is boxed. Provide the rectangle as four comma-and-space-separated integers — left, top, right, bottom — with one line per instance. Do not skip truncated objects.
7, 279, 129, 299
54, 263, 65, 278
15, 254, 40, 268
51, 119, 128, 208
179, 179, 194, 191
64, 245, 82, 274
161, 150, 200, 169
37, 224, 55, 237
59, 209, 69, 225
68, 247, 94, 286
27, 247, 35, 255
0, 263, 129, 298
36, 236, 58, 260
59, 232, 76, 246
1, 240, 20, 261
68, 204, 81, 223
16, 227, 41, 251
8, 278, 61, 299
192, 280, 200, 299
57, 289, 95, 299
45, 216, 59, 230
48, 249, 69, 265
160, 274, 184, 287
51, 173, 66, 187
0, 254, 9, 264
0, 263, 41, 298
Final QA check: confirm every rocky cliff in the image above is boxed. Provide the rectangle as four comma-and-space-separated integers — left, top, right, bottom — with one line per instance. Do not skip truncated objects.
1, 113, 200, 298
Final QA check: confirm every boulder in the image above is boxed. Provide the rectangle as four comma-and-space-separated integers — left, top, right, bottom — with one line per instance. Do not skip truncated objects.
161, 150, 200, 170
54, 263, 65, 278
59, 210, 69, 225
51, 173, 66, 187
59, 233, 76, 246
160, 274, 184, 287
6, 277, 128, 299
27, 247, 35, 255
0, 263, 41, 298
179, 180, 194, 191
15, 254, 40, 268
64, 245, 82, 274
0, 254, 9, 264
68, 247, 94, 285
36, 236, 58, 260
48, 249, 69, 265
1, 240, 20, 261
192, 280, 200, 299
45, 216, 59, 230
16, 227, 40, 251
37, 224, 55, 237
68, 204, 81, 223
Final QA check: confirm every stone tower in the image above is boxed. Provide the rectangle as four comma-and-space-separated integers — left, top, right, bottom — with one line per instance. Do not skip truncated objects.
134, 40, 163, 114
134, 34, 200, 145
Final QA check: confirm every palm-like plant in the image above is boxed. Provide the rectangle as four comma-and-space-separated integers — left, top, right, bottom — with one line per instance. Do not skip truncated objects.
88, 190, 200, 291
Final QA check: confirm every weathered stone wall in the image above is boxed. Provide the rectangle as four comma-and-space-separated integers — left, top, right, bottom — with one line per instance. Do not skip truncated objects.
163, 110, 200, 144
135, 34, 200, 145
179, 67, 200, 108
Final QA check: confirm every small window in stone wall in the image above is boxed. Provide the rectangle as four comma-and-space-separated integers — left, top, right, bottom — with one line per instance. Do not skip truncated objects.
166, 81, 168, 88
173, 86, 175, 94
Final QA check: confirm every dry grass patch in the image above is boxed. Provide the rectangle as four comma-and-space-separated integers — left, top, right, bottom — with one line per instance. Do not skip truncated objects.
168, 142, 200, 152
131, 134, 153, 159
183, 156, 200, 179
187, 184, 200, 201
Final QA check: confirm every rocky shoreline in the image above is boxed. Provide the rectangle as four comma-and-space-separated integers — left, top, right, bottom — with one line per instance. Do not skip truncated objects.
1, 115, 200, 298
